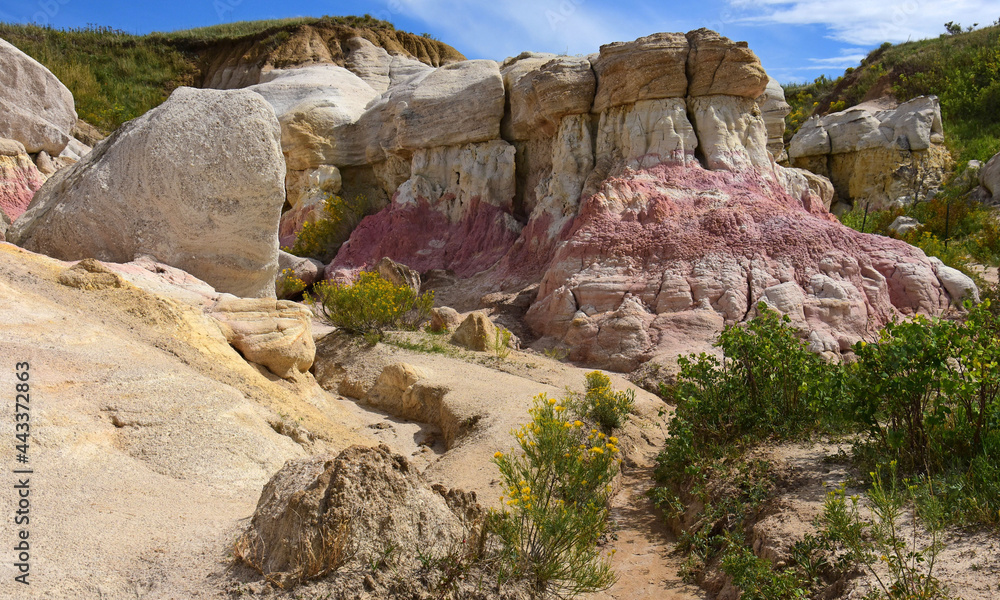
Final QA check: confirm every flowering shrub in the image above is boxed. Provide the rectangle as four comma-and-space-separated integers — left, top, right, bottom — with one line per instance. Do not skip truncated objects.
288, 194, 376, 262
489, 392, 620, 596
572, 371, 635, 432
307, 271, 434, 339
275, 267, 307, 299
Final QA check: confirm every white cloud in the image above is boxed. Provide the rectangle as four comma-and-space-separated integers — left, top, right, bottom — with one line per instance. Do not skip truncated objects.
387, 0, 641, 58
729, 0, 999, 45
807, 53, 866, 67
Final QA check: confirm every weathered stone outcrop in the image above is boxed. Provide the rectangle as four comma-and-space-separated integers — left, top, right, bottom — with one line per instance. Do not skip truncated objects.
0, 37, 77, 155
9, 87, 286, 298
266, 29, 962, 371
501, 53, 595, 140
252, 65, 380, 170
209, 297, 316, 379
789, 96, 951, 209
757, 77, 792, 162
451, 312, 498, 352
685, 28, 769, 98
331, 139, 520, 277
981, 151, 1000, 204
235, 444, 468, 583
523, 163, 955, 371
591, 32, 690, 111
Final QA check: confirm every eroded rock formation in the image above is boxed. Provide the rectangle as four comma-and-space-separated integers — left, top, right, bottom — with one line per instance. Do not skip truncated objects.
788, 96, 951, 210
261, 28, 965, 370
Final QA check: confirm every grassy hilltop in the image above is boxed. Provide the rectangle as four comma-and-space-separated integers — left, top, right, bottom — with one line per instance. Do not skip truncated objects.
0, 15, 463, 133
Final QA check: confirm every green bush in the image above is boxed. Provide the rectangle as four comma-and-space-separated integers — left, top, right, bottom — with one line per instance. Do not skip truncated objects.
653, 298, 1000, 599
307, 272, 434, 340
818, 465, 956, 600
849, 303, 1000, 475
287, 194, 377, 263
659, 303, 843, 457
489, 392, 620, 596
570, 371, 635, 432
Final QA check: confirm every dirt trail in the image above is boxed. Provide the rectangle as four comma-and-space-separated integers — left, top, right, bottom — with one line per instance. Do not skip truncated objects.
594, 467, 706, 600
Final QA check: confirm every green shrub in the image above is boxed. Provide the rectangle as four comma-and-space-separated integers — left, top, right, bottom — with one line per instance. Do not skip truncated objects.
570, 371, 635, 432
307, 272, 434, 340
721, 543, 810, 600
288, 194, 377, 263
818, 464, 956, 600
489, 392, 619, 596
660, 303, 843, 456
849, 303, 1000, 476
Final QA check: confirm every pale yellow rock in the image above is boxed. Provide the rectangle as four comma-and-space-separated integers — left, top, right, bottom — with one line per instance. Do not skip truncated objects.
209, 297, 317, 379
450, 311, 497, 351
363, 363, 451, 428
0, 243, 371, 600
501, 53, 595, 140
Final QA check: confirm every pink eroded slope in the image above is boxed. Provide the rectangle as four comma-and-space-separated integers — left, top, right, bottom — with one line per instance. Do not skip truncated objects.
330, 195, 521, 278
523, 162, 949, 370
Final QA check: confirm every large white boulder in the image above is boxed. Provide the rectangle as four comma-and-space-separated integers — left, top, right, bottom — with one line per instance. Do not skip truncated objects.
0, 38, 77, 154
250, 65, 379, 170
9, 87, 286, 298
361, 59, 505, 158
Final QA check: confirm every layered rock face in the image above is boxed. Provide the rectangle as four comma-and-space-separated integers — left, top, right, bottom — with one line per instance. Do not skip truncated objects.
9, 87, 287, 298
290, 29, 968, 371
788, 96, 951, 210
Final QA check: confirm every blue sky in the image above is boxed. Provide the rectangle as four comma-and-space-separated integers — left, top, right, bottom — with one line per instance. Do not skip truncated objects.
0, 0, 997, 83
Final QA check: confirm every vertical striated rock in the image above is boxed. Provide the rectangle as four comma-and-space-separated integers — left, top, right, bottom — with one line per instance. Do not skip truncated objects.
9, 87, 287, 299
757, 77, 792, 162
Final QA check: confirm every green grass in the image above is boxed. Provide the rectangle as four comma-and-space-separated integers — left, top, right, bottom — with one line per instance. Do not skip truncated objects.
0, 23, 197, 132
152, 14, 394, 43
383, 335, 459, 357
